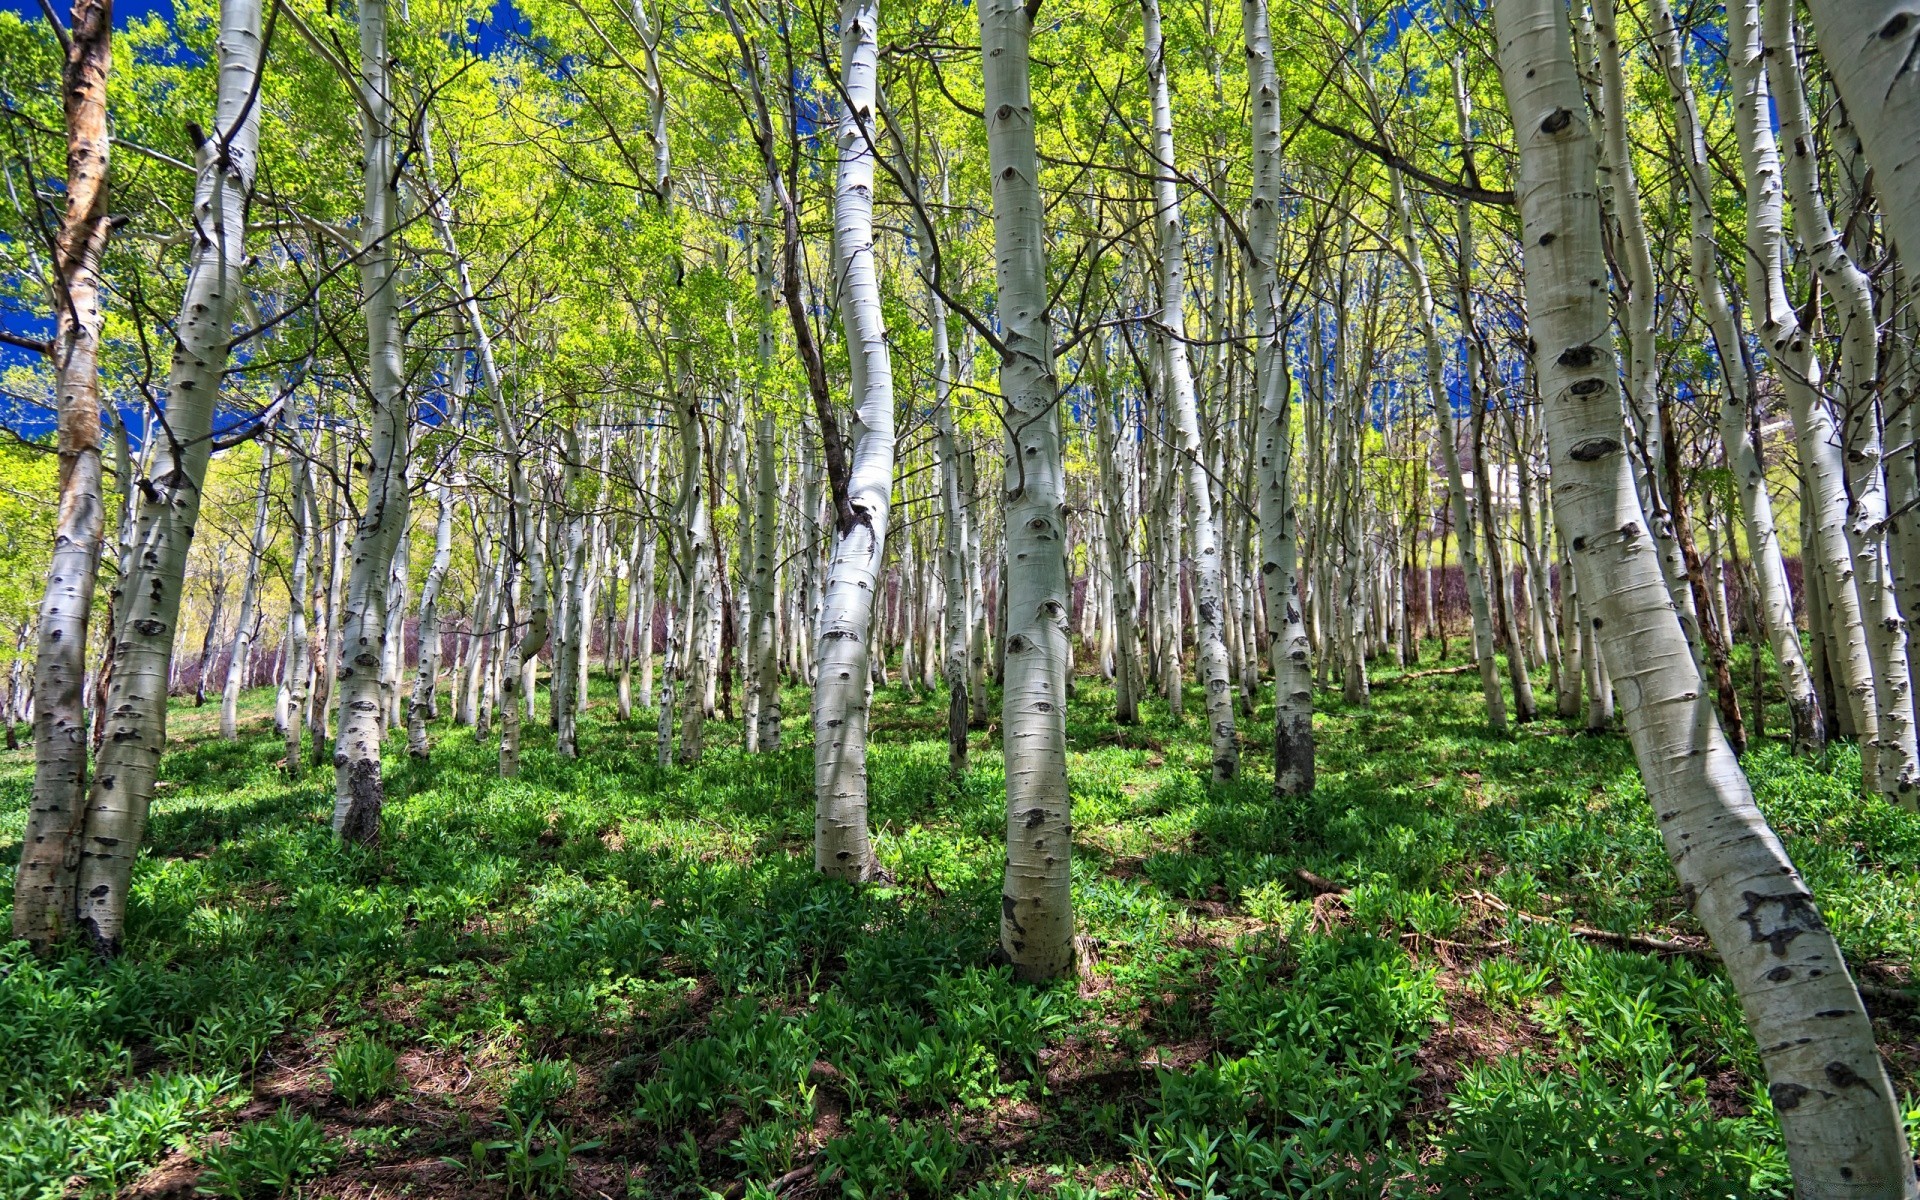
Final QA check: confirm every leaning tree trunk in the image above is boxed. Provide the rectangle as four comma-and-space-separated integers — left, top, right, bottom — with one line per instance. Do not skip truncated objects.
1144, 0, 1235, 780
1492, 3, 1918, 1193
1742, 0, 1892, 795
1700, 0, 1827, 754
1769, 0, 1916, 805
983, 0, 1074, 981
1802, 3, 1920, 270
13, 0, 114, 948
330, 0, 413, 845
220, 442, 275, 740
1245, 0, 1311, 795
70, 0, 261, 952
811, 0, 895, 881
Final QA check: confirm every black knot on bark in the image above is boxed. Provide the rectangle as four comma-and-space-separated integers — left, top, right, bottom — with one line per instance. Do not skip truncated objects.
1541, 107, 1573, 134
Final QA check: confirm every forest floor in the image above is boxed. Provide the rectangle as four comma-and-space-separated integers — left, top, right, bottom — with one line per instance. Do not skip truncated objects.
5, 647, 1920, 1199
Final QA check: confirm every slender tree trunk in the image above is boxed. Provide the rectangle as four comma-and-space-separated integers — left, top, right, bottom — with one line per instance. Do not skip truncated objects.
1735, 0, 1888, 791
13, 0, 114, 947
1492, 6, 1917, 1192
1246, 0, 1310, 794
193, 549, 228, 707
408, 479, 456, 758
70, 0, 260, 950
1693, 0, 1825, 753
983, 0, 1074, 980
221, 442, 275, 739
1145, 0, 1235, 778
284, 439, 314, 772
811, 0, 895, 879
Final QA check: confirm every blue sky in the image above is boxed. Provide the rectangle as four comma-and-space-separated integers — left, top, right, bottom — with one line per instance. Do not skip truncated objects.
0, 0, 174, 24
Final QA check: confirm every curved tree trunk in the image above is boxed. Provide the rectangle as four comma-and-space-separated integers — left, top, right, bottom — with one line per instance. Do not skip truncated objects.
812, 0, 894, 879
1492, 4, 1918, 1192
71, 0, 261, 951
13, 0, 114, 948
1696, 0, 1827, 754
1144, 0, 1235, 780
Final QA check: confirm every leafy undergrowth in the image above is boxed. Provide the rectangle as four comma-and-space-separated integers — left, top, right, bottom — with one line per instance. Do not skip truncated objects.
3, 649, 1919, 1199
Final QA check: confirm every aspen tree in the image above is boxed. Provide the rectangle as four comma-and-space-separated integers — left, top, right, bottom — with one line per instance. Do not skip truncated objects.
220, 443, 275, 741
329, 0, 414, 844
982, 0, 1074, 980
1492, 2, 1917, 1190
408, 477, 457, 758
804, 0, 895, 879
1244, 0, 1311, 794
1144, 0, 1235, 779
69, 0, 262, 949
284, 435, 315, 772
1690, 0, 1825, 753
13, 0, 115, 946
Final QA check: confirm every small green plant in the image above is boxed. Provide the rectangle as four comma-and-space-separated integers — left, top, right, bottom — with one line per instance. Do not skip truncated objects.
325, 1035, 398, 1106
347, 1124, 405, 1162
824, 1113, 967, 1199
195, 1106, 338, 1198
155, 998, 287, 1077
506, 1058, 577, 1120
446, 1110, 601, 1198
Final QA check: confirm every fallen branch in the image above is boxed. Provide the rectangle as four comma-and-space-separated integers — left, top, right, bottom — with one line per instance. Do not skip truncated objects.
1373, 663, 1478, 687
1468, 890, 1707, 957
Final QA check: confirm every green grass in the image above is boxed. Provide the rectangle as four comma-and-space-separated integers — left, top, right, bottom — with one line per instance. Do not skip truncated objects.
2, 646, 1918, 1198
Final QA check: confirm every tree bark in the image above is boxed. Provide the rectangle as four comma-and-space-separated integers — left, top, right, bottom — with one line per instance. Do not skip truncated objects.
13, 0, 114, 948
1144, 0, 1236, 780
1492, 4, 1918, 1191
71, 0, 261, 951
221, 443, 275, 740
330, 0, 413, 845
1245, 0, 1311, 794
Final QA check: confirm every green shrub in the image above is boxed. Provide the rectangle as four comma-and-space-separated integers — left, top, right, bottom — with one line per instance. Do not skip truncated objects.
195, 1106, 339, 1198
325, 1035, 398, 1106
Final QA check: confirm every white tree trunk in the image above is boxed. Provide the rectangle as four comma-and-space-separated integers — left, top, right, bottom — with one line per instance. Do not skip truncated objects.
1704, 0, 1827, 752
813, 0, 895, 880
1493, 5, 1918, 1192
12, 0, 114, 946
1144, 0, 1235, 778
408, 478, 456, 757
982, 0, 1074, 980
1735, 0, 1889, 791
70, 0, 261, 949
221, 442, 275, 740
1245, 0, 1310, 794
330, 0, 413, 844
284, 438, 315, 770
